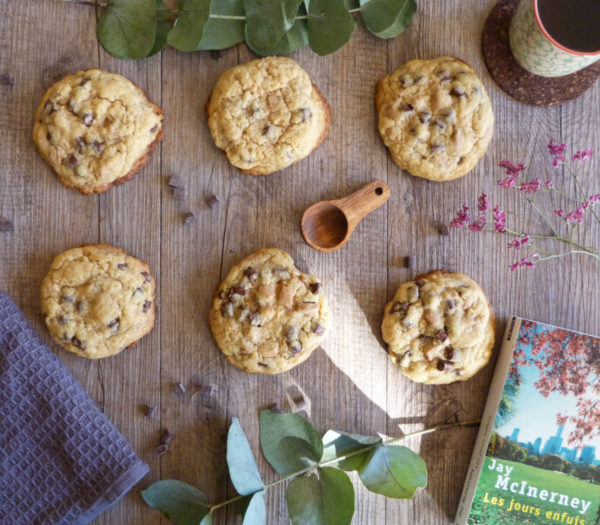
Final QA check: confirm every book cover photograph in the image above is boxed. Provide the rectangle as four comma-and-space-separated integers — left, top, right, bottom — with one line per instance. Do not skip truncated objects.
460, 318, 600, 525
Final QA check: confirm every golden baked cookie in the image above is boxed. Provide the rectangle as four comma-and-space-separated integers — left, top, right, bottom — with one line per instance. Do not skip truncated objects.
206, 57, 330, 175
376, 57, 494, 181
41, 244, 156, 359
209, 248, 331, 374
382, 270, 495, 384
33, 69, 163, 194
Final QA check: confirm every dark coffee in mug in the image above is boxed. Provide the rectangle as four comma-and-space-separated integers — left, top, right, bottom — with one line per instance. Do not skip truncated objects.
537, 0, 600, 53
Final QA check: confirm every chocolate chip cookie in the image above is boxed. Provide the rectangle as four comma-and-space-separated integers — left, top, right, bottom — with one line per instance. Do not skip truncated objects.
206, 57, 330, 175
41, 244, 156, 359
382, 270, 495, 384
209, 248, 331, 374
33, 69, 163, 194
376, 57, 494, 181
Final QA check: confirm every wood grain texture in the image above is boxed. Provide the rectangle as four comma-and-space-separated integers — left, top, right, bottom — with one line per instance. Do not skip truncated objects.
0, 0, 598, 524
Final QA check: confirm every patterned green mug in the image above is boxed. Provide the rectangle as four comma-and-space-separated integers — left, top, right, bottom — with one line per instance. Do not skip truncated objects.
509, 0, 600, 77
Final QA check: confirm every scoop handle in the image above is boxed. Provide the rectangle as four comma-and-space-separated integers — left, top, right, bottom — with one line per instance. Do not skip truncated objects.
334, 180, 391, 229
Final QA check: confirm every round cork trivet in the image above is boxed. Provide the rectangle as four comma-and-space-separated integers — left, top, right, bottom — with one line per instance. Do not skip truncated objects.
482, 0, 600, 106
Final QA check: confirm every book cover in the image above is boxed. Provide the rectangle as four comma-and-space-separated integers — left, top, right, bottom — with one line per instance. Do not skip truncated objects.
455, 317, 600, 525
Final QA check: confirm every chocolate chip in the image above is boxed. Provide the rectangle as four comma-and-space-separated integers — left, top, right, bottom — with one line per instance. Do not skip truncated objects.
472, 87, 481, 95
141, 271, 152, 283
441, 108, 456, 119
150, 124, 158, 134
221, 302, 234, 318
173, 187, 186, 200
57, 315, 67, 325
444, 346, 454, 359
206, 195, 220, 208
437, 359, 452, 371
156, 443, 169, 455
91, 141, 105, 154
142, 300, 152, 313
437, 224, 450, 236
117, 263, 128, 270
432, 120, 446, 131
300, 108, 312, 121
285, 326, 298, 341
243, 267, 258, 281
313, 323, 325, 336
447, 299, 456, 309
414, 75, 425, 83
168, 175, 183, 188
75, 137, 86, 153
430, 144, 444, 153
409, 128, 417, 135
437, 71, 451, 82
450, 88, 466, 98
143, 404, 156, 418
403, 255, 416, 268
79, 77, 89, 86
289, 341, 302, 354
107, 319, 120, 332
82, 113, 94, 126
230, 286, 247, 297
416, 279, 426, 288
249, 312, 260, 326
71, 337, 86, 350
258, 363, 268, 367
262, 125, 270, 136
391, 302, 409, 314
0, 219, 14, 233
436, 330, 448, 342
418, 111, 431, 124
309, 282, 321, 294
44, 100, 56, 115
457, 157, 464, 165
76, 301, 86, 313
0, 73, 14, 86
160, 429, 175, 445
46, 132, 52, 142
61, 294, 75, 304
173, 382, 186, 395
183, 212, 196, 225
400, 103, 414, 112
64, 154, 78, 169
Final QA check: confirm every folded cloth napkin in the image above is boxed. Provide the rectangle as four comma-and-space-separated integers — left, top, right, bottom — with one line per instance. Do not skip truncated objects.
0, 292, 149, 525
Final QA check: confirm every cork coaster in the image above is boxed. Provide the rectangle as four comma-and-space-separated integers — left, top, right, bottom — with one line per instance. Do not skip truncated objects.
482, 0, 600, 106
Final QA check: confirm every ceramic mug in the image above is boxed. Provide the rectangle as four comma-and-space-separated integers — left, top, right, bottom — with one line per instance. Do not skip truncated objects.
509, 0, 600, 77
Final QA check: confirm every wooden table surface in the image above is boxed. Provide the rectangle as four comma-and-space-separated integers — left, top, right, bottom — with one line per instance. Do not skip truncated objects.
2, 1, 599, 523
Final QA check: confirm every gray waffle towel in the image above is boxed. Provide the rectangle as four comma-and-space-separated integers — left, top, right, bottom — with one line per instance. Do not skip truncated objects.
0, 292, 149, 524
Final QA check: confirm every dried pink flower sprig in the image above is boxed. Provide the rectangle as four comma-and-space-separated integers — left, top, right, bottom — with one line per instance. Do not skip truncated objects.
450, 141, 600, 270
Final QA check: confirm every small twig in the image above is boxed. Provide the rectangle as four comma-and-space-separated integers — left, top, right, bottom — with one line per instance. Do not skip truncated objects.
60, 0, 107, 7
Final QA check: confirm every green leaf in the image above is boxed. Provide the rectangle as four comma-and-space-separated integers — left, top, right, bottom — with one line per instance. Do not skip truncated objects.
227, 417, 264, 496
97, 0, 157, 59
242, 490, 266, 525
244, 0, 302, 51
200, 515, 212, 525
167, 0, 211, 51
141, 479, 211, 525
286, 467, 355, 525
246, 18, 308, 56
321, 430, 381, 471
305, 0, 356, 56
148, 0, 172, 56
358, 444, 427, 499
259, 409, 323, 476
359, 0, 417, 39
196, 0, 245, 50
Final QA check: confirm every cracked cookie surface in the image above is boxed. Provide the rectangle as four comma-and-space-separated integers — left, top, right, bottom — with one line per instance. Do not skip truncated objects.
206, 57, 330, 175
376, 57, 494, 182
41, 244, 156, 359
209, 248, 331, 374
382, 270, 494, 384
33, 69, 163, 194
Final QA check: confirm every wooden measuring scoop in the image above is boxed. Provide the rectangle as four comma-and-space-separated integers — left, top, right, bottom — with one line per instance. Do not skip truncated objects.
301, 180, 391, 252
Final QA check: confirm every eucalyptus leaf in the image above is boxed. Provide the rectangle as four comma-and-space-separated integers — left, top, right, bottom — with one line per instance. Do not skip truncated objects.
148, 0, 173, 56
359, 0, 417, 39
242, 490, 266, 525
259, 409, 323, 476
286, 468, 355, 525
167, 0, 211, 51
227, 417, 264, 496
246, 18, 308, 56
244, 0, 302, 51
196, 0, 245, 50
321, 430, 380, 471
305, 0, 356, 56
141, 479, 211, 525
97, 0, 156, 59
358, 444, 427, 499
200, 515, 212, 525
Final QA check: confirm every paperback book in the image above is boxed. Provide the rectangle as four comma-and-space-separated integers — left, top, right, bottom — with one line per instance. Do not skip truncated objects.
455, 317, 600, 525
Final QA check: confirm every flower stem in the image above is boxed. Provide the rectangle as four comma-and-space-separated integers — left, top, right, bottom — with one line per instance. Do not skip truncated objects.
566, 165, 600, 225
525, 196, 559, 237
60, 0, 107, 6
205, 418, 479, 516
536, 250, 600, 262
